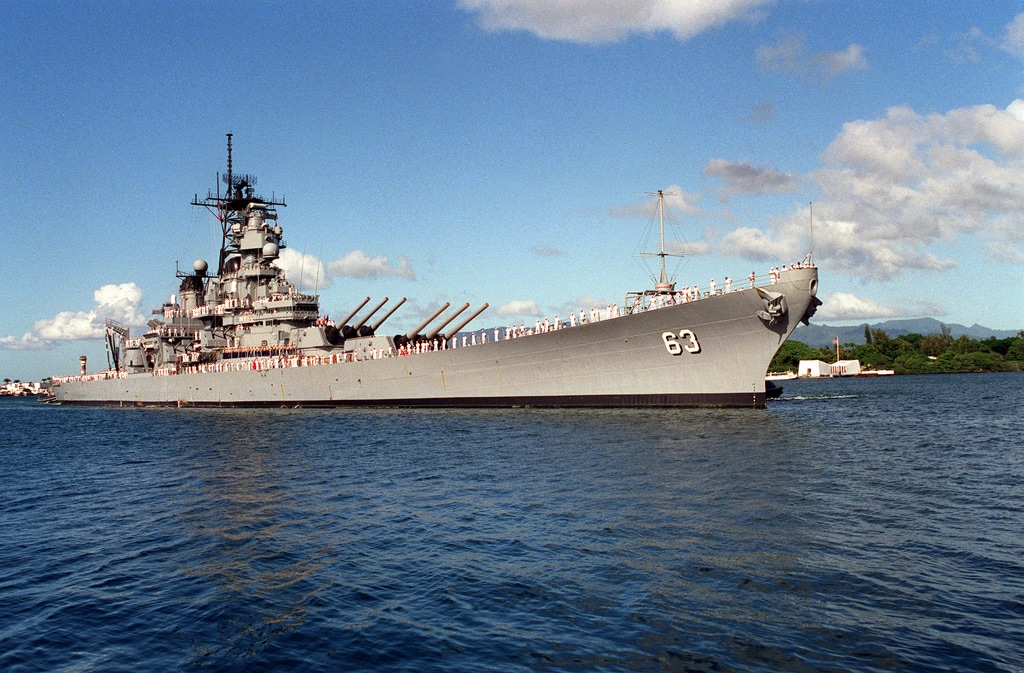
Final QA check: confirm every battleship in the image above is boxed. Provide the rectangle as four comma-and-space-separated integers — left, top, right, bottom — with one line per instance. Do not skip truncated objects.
49, 137, 821, 408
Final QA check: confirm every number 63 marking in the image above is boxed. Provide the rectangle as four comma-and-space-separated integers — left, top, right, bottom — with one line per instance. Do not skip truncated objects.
662, 329, 701, 355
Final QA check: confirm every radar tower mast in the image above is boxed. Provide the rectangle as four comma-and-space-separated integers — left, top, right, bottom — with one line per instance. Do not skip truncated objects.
192, 134, 286, 276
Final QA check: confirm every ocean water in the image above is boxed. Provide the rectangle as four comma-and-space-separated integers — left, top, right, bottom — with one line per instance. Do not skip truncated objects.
1, 372, 1022, 672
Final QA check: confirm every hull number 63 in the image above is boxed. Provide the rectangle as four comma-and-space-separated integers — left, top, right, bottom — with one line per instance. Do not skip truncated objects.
662, 329, 701, 355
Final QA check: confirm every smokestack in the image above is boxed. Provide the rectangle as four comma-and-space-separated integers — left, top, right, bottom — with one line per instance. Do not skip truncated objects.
79, 355, 87, 377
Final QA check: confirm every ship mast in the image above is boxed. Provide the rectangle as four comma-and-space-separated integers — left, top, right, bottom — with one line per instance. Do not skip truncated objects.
219, 133, 234, 276
192, 134, 286, 276
657, 189, 668, 287
808, 201, 815, 266
640, 189, 684, 292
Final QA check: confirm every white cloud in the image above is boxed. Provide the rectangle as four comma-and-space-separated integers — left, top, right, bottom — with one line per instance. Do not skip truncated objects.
757, 35, 867, 83
496, 299, 541, 316
1001, 12, 1024, 58
918, 14, 1024, 65
660, 187, 701, 214
817, 293, 946, 321
1, 282, 145, 350
817, 293, 903, 321
273, 248, 330, 292
459, 0, 777, 45
813, 100, 1024, 277
274, 249, 417, 288
92, 283, 145, 326
720, 100, 1024, 279
817, 43, 868, 77
35, 282, 145, 340
33, 310, 102, 342
327, 250, 416, 280
0, 333, 52, 351
719, 225, 802, 262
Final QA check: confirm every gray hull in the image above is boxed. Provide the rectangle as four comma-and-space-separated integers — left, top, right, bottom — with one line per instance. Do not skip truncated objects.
52, 269, 818, 408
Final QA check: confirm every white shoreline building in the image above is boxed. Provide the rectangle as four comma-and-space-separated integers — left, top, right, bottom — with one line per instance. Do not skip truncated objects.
798, 359, 861, 377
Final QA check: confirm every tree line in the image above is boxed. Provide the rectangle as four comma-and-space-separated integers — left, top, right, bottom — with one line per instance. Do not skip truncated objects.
770, 326, 1024, 374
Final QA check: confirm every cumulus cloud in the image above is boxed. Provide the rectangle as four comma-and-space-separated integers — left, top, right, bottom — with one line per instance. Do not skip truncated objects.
812, 100, 1024, 277
720, 100, 1024, 280
757, 35, 867, 83
1, 283, 145, 350
817, 293, 946, 321
704, 158, 798, 199
496, 300, 541, 316
273, 248, 417, 289
328, 250, 416, 280
720, 226, 800, 261
458, 0, 777, 44
273, 248, 330, 292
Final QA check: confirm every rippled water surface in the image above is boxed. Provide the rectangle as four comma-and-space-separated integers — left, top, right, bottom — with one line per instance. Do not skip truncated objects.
2, 373, 1022, 672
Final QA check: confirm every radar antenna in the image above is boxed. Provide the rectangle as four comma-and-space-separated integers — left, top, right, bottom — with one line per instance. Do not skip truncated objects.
224, 173, 258, 190
226, 133, 233, 198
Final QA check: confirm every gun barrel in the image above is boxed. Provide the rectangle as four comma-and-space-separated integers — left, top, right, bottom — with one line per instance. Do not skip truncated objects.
406, 302, 450, 340
338, 296, 371, 326
444, 303, 489, 341
425, 303, 470, 340
352, 297, 389, 331
370, 297, 406, 331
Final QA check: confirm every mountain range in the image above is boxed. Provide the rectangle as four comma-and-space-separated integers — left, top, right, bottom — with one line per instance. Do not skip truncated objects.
792, 318, 1021, 348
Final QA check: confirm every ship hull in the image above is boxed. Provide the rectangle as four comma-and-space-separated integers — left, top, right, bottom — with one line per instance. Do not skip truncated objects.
52, 269, 818, 409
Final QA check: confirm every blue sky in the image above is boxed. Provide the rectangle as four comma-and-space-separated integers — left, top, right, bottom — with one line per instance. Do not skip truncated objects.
2, 0, 1023, 380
